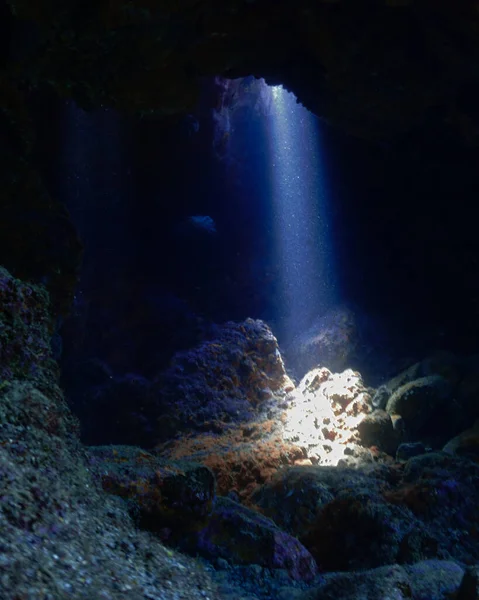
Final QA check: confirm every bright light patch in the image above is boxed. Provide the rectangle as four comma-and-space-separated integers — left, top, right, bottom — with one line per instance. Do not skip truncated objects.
282, 367, 372, 467
267, 84, 335, 343
271, 85, 283, 101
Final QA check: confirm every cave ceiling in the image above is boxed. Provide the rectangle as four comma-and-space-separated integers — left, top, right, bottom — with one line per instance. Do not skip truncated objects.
3, 0, 479, 141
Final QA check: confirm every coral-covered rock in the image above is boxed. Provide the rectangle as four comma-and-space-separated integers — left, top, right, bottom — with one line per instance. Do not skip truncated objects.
396, 442, 428, 462
87, 445, 216, 528
179, 496, 318, 583
357, 409, 398, 455
153, 318, 293, 441
0, 386, 220, 597
0, 380, 77, 439
302, 560, 463, 600
282, 367, 374, 466
385, 375, 454, 442
155, 421, 304, 504
0, 266, 56, 386
0, 271, 223, 599
0, 396, 221, 599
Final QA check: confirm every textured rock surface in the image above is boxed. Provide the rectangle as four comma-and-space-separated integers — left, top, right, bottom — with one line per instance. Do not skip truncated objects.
153, 318, 294, 441
357, 409, 398, 455
300, 560, 464, 600
87, 445, 216, 528
254, 452, 479, 571
385, 374, 455, 442
179, 496, 319, 582
2, 266, 479, 599
0, 269, 222, 599
286, 307, 359, 376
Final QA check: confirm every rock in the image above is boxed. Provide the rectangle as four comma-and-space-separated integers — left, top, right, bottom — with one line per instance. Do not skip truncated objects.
251, 466, 340, 540
396, 441, 428, 461
385, 375, 454, 442
420, 351, 463, 385
384, 452, 479, 563
255, 451, 479, 571
87, 445, 216, 528
357, 409, 398, 455
179, 496, 319, 582
0, 380, 77, 439
301, 560, 463, 600
153, 318, 294, 442
371, 385, 391, 410
252, 464, 415, 571
287, 307, 358, 376
386, 362, 423, 393
371, 362, 423, 410
458, 565, 479, 600
443, 424, 479, 460
155, 424, 304, 504
7, 0, 479, 145
282, 367, 373, 466
458, 369, 479, 421
0, 273, 221, 599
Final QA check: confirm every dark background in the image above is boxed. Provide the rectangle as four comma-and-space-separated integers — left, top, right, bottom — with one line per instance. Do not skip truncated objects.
27, 79, 479, 384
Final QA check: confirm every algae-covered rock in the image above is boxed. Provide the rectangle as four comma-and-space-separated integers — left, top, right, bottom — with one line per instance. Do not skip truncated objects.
301, 560, 463, 600
153, 318, 293, 441
458, 565, 479, 600
443, 423, 479, 460
385, 375, 454, 441
180, 496, 319, 583
0, 271, 221, 599
87, 445, 216, 527
0, 266, 57, 387
357, 409, 398, 455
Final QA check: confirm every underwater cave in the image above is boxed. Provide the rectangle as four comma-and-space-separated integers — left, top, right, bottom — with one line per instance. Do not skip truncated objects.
2, 1, 479, 598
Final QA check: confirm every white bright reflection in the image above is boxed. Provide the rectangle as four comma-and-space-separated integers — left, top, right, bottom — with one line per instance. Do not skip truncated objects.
282, 368, 370, 467
267, 84, 335, 343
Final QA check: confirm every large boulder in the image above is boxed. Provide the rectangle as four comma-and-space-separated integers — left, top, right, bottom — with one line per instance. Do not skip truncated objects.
153, 318, 294, 442
179, 496, 319, 583
298, 560, 464, 600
